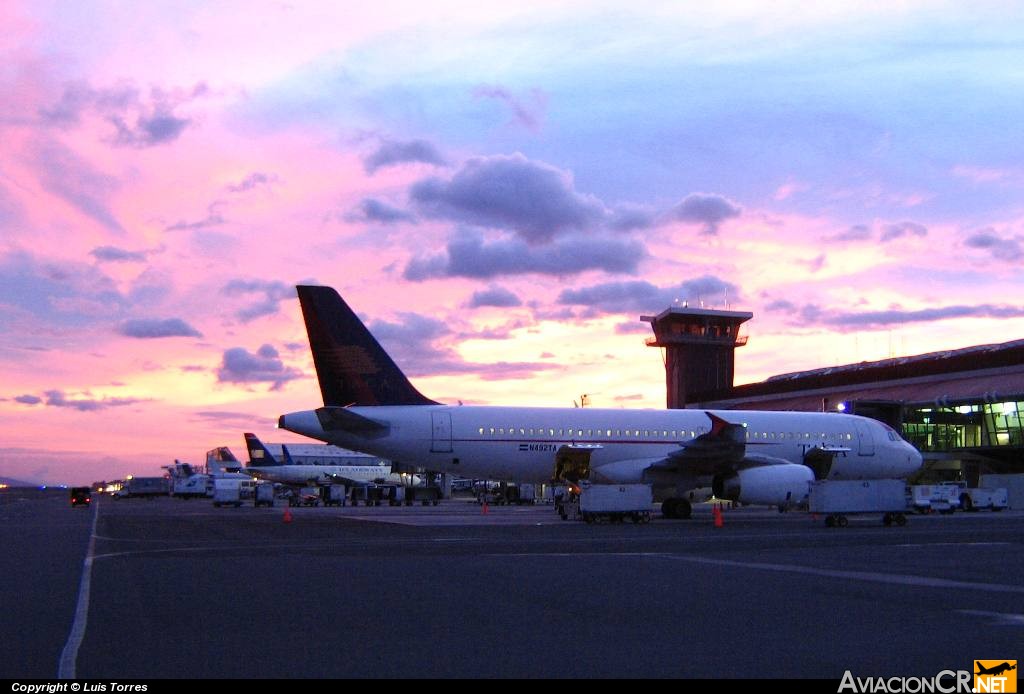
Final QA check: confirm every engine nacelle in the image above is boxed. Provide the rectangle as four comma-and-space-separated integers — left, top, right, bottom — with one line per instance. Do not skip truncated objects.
712, 464, 814, 506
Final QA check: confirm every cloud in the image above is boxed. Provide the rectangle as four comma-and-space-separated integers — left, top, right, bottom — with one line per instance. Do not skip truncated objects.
164, 202, 225, 232
32, 140, 124, 233
614, 321, 650, 335
608, 205, 657, 232
191, 411, 275, 428
227, 172, 276, 193
776, 300, 1024, 329
110, 110, 190, 147
827, 304, 1024, 328
222, 279, 294, 322
951, 165, 1013, 184
0, 250, 125, 328
14, 395, 42, 405
345, 198, 416, 225
880, 221, 927, 242
367, 312, 555, 381
669, 193, 741, 235
765, 299, 798, 312
117, 318, 202, 338
964, 229, 1023, 261
472, 84, 547, 131
468, 286, 522, 308
410, 153, 606, 244
805, 254, 826, 273
42, 389, 142, 412
40, 80, 204, 147
404, 229, 645, 281
216, 344, 302, 390
363, 139, 447, 174
830, 224, 872, 242
90, 246, 148, 263
557, 276, 740, 314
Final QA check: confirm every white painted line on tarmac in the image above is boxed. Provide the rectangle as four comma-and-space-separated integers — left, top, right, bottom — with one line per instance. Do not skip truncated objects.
892, 542, 1012, 548
957, 610, 1024, 626
57, 498, 100, 679
666, 555, 1024, 594
485, 551, 1024, 595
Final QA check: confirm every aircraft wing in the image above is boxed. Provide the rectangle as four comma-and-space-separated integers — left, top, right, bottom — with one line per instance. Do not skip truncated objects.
602, 412, 811, 481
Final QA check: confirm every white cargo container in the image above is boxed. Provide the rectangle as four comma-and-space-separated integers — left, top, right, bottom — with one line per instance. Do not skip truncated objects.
254, 482, 275, 507
579, 484, 653, 524
808, 480, 909, 527
212, 479, 243, 508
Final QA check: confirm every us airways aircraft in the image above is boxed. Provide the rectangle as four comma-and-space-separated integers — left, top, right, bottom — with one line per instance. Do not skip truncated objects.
243, 432, 411, 487
279, 286, 922, 518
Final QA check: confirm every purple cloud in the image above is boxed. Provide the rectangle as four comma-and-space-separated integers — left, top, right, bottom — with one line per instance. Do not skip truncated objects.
217, 344, 302, 390
670, 193, 741, 235
410, 154, 606, 244
222, 279, 294, 322
363, 139, 447, 174
468, 286, 522, 308
345, 198, 416, 225
227, 172, 276, 193
117, 318, 202, 338
91, 246, 148, 263
472, 84, 547, 131
42, 390, 142, 411
403, 230, 645, 280
558, 276, 740, 314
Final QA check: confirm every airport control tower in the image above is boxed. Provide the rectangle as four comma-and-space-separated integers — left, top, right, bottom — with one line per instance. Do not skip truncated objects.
642, 306, 753, 409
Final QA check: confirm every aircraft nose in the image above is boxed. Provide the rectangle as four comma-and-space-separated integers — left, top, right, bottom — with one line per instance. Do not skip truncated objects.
907, 445, 923, 472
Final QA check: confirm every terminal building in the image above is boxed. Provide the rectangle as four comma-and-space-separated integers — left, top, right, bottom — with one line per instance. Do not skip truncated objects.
643, 306, 1024, 485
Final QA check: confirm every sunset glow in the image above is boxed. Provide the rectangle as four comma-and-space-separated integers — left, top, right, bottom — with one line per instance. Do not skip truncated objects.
3, 1, 1023, 484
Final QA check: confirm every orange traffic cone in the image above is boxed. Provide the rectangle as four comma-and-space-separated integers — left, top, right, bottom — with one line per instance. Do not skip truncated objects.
713, 504, 724, 528
283, 507, 293, 523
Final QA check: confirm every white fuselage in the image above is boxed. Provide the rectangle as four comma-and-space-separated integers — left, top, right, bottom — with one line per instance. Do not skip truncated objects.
246, 463, 407, 486
279, 405, 922, 488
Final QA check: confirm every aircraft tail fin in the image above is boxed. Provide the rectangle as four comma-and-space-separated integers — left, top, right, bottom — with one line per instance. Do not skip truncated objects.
244, 433, 281, 467
296, 285, 437, 407
281, 443, 296, 466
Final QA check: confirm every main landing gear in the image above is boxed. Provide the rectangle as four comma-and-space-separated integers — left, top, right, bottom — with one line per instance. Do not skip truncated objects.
661, 497, 692, 519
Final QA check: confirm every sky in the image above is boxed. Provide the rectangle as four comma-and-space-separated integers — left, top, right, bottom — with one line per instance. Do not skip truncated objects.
2, 1, 1024, 484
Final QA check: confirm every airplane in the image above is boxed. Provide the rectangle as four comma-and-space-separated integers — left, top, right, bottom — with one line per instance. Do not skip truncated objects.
278, 285, 923, 519
976, 663, 1016, 676
242, 432, 411, 487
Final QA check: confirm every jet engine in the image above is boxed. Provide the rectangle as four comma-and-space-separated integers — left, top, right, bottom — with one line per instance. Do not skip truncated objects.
712, 464, 814, 506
